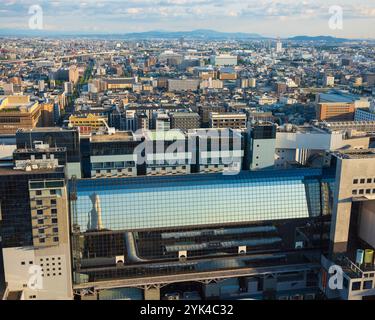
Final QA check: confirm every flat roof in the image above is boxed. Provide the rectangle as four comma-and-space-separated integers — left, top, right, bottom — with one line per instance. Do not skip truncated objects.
334, 149, 375, 159
319, 93, 355, 103
0, 165, 65, 175
16, 127, 78, 133
91, 132, 134, 142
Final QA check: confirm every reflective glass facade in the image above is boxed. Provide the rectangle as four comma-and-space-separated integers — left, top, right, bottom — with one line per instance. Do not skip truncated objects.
74, 170, 330, 232
70, 169, 335, 285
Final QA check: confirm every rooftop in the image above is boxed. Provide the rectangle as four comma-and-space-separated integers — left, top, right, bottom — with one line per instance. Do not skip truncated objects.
333, 149, 375, 159
0, 165, 65, 175
91, 131, 135, 142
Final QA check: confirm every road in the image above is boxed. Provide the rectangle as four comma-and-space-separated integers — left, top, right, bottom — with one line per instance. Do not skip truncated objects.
73, 262, 320, 291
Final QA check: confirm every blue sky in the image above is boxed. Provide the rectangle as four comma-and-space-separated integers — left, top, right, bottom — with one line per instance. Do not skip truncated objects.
1, 0, 374, 38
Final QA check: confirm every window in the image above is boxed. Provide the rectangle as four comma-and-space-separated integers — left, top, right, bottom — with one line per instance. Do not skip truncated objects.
359, 189, 364, 195
53, 237, 59, 242
38, 219, 44, 225
36, 200, 43, 206
360, 179, 365, 184
52, 218, 58, 224
36, 190, 42, 196
21, 261, 25, 265
353, 179, 359, 184
50, 189, 56, 195
51, 209, 57, 214
364, 281, 373, 290
37, 209, 43, 215
352, 190, 358, 195
366, 189, 371, 194
352, 282, 361, 291
368, 179, 372, 184
51, 199, 56, 205
53, 227, 59, 233
38, 229, 44, 234
39, 238, 45, 243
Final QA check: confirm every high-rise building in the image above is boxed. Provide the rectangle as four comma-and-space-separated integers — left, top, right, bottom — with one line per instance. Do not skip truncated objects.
0, 154, 73, 300
276, 40, 283, 53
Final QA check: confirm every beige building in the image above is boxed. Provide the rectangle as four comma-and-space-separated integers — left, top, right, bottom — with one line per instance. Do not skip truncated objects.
0, 95, 42, 134
316, 102, 355, 122
209, 112, 247, 130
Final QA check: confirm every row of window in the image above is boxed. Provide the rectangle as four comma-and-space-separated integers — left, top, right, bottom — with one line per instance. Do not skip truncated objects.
352, 189, 375, 196
35, 189, 58, 196
37, 227, 59, 233
36, 218, 58, 225
353, 178, 375, 185
35, 199, 57, 207
92, 161, 135, 169
95, 168, 134, 174
148, 166, 187, 171
37, 208, 58, 215
37, 236, 59, 243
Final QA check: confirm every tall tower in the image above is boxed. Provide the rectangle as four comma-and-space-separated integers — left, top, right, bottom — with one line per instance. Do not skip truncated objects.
276, 37, 283, 53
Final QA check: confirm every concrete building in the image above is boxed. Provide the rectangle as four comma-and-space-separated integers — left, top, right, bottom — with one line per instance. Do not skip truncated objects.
170, 112, 200, 131
355, 108, 375, 122
320, 150, 375, 300
247, 123, 277, 170
16, 127, 82, 179
0, 156, 73, 300
189, 128, 244, 174
68, 114, 109, 134
88, 132, 139, 179
153, 113, 171, 131
210, 55, 238, 67
209, 112, 247, 130
136, 113, 149, 130
0, 96, 42, 134
168, 79, 200, 92
274, 124, 370, 169
316, 102, 355, 122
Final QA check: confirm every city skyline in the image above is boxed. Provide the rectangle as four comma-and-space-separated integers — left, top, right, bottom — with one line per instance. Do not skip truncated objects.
1, 0, 375, 39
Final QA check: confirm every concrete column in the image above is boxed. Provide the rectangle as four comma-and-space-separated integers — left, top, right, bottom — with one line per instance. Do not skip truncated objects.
144, 286, 160, 300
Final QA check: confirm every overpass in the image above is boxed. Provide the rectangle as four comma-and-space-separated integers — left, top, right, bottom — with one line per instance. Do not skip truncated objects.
73, 262, 320, 294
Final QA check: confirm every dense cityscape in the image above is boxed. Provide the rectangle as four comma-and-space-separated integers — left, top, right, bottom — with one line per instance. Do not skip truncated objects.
0, 1, 375, 305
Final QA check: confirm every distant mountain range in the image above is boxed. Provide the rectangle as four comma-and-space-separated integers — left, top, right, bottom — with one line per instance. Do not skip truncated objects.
287, 35, 350, 42
0, 29, 369, 42
121, 29, 264, 39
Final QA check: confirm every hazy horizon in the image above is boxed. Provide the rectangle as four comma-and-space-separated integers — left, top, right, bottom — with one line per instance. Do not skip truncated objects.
1, 0, 374, 39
